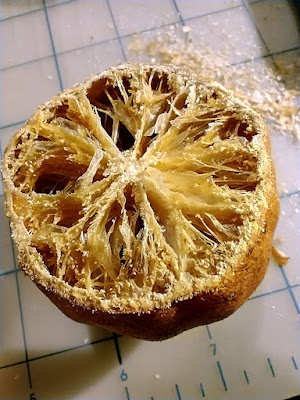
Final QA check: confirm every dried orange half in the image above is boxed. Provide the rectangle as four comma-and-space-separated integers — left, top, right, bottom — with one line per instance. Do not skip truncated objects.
2, 64, 279, 340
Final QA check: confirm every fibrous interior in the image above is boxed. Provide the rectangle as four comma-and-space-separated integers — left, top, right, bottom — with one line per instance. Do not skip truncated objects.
8, 68, 259, 302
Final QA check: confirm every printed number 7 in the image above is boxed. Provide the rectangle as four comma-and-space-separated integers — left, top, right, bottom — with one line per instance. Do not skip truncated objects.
210, 343, 216, 356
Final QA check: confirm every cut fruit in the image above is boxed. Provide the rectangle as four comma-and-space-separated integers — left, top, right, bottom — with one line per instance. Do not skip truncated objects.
1, 63, 279, 340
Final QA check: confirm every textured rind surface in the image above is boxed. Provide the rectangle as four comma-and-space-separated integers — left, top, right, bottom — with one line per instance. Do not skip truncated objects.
33, 184, 278, 341
2, 63, 279, 340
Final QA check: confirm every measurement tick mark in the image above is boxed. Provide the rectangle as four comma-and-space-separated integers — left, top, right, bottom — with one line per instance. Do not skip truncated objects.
292, 356, 298, 370
200, 383, 205, 397
125, 386, 130, 400
113, 333, 122, 365
175, 384, 182, 400
268, 357, 276, 377
217, 360, 228, 391
205, 325, 212, 340
244, 370, 250, 384
210, 343, 216, 356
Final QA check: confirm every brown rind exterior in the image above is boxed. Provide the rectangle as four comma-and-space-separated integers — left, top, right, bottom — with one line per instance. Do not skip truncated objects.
28, 180, 278, 341
2, 63, 279, 341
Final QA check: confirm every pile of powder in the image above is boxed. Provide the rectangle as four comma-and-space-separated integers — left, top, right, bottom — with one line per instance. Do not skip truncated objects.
128, 26, 300, 141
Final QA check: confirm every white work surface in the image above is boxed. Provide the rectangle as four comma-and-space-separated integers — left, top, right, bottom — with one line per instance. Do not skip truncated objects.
1, 1, 300, 399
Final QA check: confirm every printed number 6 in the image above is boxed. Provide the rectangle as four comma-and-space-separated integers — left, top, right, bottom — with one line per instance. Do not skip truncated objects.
120, 369, 128, 381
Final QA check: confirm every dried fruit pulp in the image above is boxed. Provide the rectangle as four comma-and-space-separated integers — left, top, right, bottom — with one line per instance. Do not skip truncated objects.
4, 65, 269, 313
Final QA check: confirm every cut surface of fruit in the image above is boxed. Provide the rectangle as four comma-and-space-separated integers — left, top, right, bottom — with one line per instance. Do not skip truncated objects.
2, 64, 279, 340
